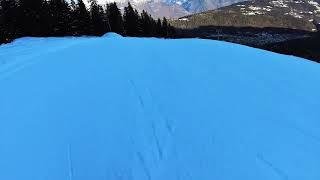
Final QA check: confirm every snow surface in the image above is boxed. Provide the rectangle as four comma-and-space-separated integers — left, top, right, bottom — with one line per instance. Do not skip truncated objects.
0, 35, 320, 180
102, 32, 123, 38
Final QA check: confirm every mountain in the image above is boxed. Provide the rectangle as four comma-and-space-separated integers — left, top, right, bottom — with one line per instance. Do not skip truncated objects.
170, 0, 320, 60
163, 0, 246, 13
92, 0, 246, 18
172, 0, 320, 31
1, 34, 320, 180
117, 0, 190, 18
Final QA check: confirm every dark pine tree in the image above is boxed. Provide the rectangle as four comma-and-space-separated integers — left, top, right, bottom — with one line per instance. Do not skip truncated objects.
48, 0, 72, 36
74, 0, 91, 35
123, 2, 141, 36
140, 10, 158, 37
156, 18, 162, 37
135, 9, 143, 35
106, 2, 124, 34
40, 0, 52, 36
167, 24, 176, 37
161, 17, 168, 37
18, 0, 48, 36
0, 0, 19, 42
89, 0, 107, 35
69, 0, 78, 35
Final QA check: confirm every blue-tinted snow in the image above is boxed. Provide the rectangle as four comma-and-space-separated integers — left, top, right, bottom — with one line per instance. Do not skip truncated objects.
0, 36, 320, 180
102, 32, 123, 38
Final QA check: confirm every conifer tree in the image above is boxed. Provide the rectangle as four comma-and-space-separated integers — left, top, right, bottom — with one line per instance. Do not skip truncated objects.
123, 2, 141, 36
18, 0, 47, 36
74, 0, 91, 35
0, 0, 19, 41
48, 0, 72, 36
135, 9, 143, 35
69, 0, 78, 35
167, 24, 176, 37
106, 2, 124, 34
90, 0, 106, 35
161, 17, 168, 37
141, 10, 158, 37
156, 18, 162, 37
40, 0, 52, 36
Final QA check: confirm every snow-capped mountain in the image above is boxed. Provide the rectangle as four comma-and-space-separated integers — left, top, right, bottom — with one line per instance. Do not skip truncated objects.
90, 0, 246, 18
173, 0, 320, 31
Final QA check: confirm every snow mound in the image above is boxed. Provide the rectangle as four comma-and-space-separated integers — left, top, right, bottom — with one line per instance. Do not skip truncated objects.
102, 32, 123, 38
0, 36, 320, 180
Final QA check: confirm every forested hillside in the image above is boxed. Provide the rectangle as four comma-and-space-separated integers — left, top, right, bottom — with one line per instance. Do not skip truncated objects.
0, 0, 175, 44
172, 0, 320, 31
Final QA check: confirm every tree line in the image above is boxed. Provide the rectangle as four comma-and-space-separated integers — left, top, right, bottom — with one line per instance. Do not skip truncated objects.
0, 0, 175, 44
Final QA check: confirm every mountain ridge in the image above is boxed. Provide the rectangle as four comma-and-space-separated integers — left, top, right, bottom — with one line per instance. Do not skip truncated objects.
172, 0, 320, 31
90, 0, 246, 18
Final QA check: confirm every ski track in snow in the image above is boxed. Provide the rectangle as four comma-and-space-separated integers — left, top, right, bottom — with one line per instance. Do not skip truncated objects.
128, 78, 146, 109
137, 151, 152, 180
146, 87, 175, 136
257, 154, 289, 180
128, 77, 174, 163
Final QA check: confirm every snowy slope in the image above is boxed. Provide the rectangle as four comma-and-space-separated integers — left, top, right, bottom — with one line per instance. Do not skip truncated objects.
0, 35, 320, 180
